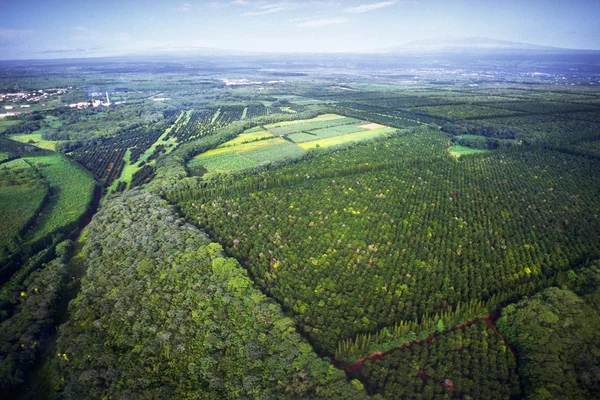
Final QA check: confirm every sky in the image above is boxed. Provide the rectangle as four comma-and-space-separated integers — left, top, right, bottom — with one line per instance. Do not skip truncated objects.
0, 0, 599, 60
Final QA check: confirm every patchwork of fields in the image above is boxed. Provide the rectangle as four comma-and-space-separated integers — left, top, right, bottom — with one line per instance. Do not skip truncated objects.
189, 114, 396, 172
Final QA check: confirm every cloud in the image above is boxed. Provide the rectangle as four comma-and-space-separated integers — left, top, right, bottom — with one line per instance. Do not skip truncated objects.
296, 17, 348, 28
172, 2, 193, 12
244, 6, 286, 15
38, 46, 105, 54
243, 3, 289, 16
345, 1, 396, 13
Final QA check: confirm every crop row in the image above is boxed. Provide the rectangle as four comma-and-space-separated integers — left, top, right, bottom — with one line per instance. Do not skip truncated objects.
180, 133, 600, 354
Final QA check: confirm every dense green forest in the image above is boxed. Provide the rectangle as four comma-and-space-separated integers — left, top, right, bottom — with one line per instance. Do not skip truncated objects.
359, 321, 521, 399
54, 190, 366, 399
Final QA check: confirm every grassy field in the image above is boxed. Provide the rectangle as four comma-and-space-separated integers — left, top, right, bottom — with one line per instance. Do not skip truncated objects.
298, 127, 395, 149
200, 137, 288, 158
10, 133, 60, 151
268, 117, 362, 136
241, 142, 306, 163
263, 114, 344, 129
0, 152, 10, 163
189, 114, 394, 172
218, 130, 275, 147
448, 145, 490, 157
0, 119, 20, 134
0, 159, 48, 251
23, 153, 96, 244
189, 152, 259, 172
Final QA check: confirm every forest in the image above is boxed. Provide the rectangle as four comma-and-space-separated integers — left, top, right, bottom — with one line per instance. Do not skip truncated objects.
0, 58, 600, 399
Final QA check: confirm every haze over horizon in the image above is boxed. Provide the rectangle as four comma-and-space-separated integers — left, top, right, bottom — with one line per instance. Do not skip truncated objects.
1, 0, 599, 60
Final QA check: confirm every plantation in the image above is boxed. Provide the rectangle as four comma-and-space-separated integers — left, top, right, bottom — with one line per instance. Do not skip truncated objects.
180, 129, 600, 357
359, 321, 521, 399
3, 54, 600, 399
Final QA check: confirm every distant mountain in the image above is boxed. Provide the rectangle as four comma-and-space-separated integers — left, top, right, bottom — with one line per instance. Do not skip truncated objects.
382, 37, 596, 54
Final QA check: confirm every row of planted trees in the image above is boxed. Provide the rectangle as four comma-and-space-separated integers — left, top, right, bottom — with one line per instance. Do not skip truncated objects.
177, 130, 600, 358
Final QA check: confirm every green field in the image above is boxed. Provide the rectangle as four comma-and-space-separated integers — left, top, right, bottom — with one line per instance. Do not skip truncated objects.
298, 127, 395, 149
0, 159, 48, 252
218, 130, 275, 147
189, 114, 394, 173
263, 114, 345, 128
22, 153, 96, 244
241, 142, 306, 163
189, 151, 259, 172
287, 132, 319, 143
0, 119, 20, 134
10, 133, 60, 150
0, 152, 10, 163
448, 145, 490, 157
269, 117, 363, 136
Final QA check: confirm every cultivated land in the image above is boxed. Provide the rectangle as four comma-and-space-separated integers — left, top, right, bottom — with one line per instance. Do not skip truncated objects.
189, 113, 396, 173
0, 159, 47, 253
2, 56, 600, 399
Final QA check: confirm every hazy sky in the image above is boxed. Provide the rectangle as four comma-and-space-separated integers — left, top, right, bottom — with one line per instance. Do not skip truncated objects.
1, 0, 599, 59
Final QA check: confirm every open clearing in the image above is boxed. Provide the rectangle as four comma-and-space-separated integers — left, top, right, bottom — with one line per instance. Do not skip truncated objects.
359, 122, 385, 130
10, 133, 59, 150
189, 114, 395, 173
448, 145, 490, 157
297, 127, 395, 149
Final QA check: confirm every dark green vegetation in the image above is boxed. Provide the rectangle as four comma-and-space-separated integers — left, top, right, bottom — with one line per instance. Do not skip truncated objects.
0, 240, 72, 390
54, 191, 367, 399
179, 130, 600, 357
0, 140, 95, 392
2, 57, 600, 398
497, 286, 600, 399
359, 321, 521, 399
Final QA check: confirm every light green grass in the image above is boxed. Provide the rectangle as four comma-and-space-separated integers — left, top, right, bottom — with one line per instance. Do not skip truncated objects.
110, 111, 185, 191
0, 119, 20, 134
196, 137, 287, 158
298, 127, 394, 149
0, 152, 10, 163
23, 153, 95, 244
448, 145, 490, 158
9, 133, 60, 151
241, 107, 248, 119
245, 126, 265, 133
189, 152, 258, 172
279, 107, 297, 114
457, 134, 488, 140
263, 114, 344, 129
0, 159, 48, 249
211, 108, 220, 124
240, 142, 306, 163
269, 117, 363, 136
218, 130, 275, 147
287, 132, 318, 143
309, 124, 367, 139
